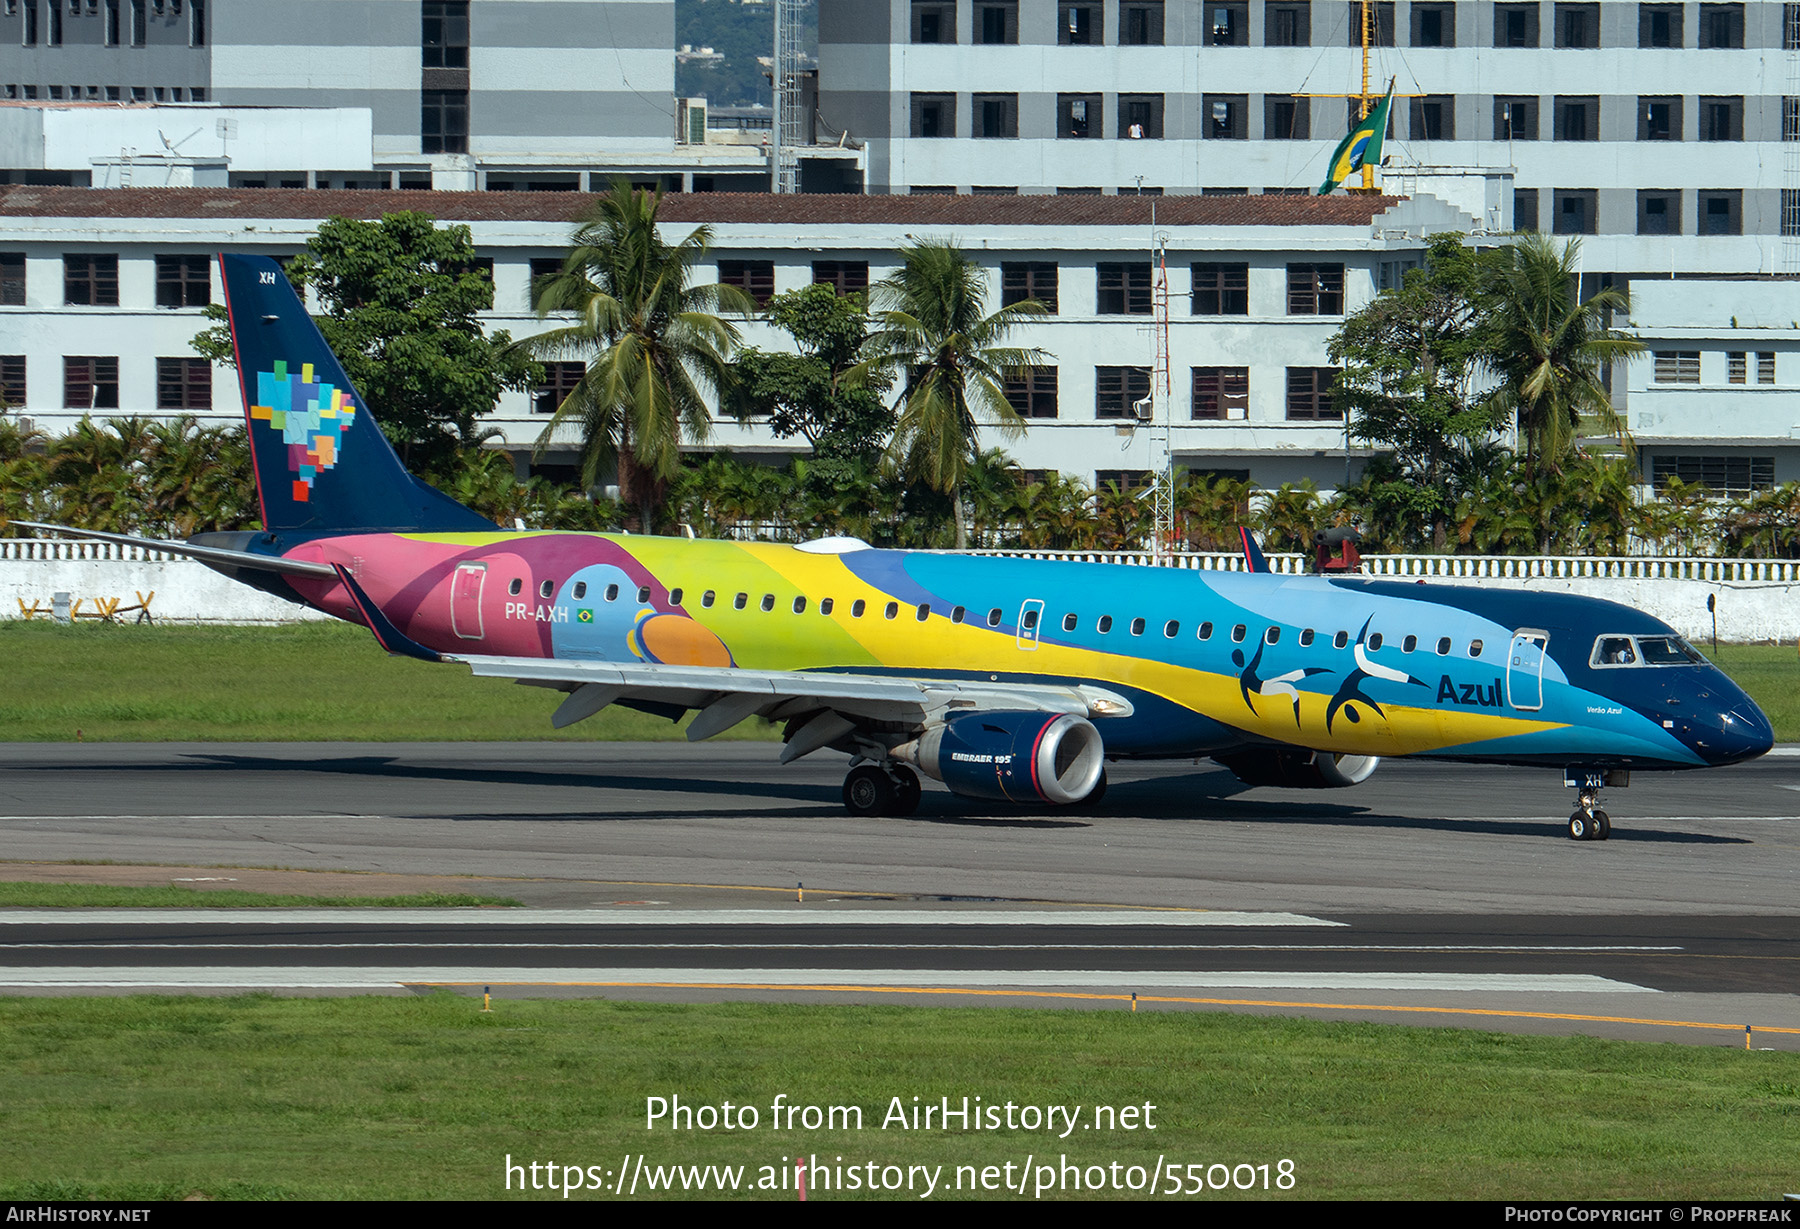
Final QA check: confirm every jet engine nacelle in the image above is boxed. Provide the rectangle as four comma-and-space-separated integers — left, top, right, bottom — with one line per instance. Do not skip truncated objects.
1214, 747, 1381, 789
896, 711, 1106, 805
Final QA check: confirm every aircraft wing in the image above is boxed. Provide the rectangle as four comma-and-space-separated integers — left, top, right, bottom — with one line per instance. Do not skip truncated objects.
449, 652, 1134, 762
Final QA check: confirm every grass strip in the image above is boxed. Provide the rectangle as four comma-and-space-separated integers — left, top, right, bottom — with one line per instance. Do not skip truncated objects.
0, 883, 520, 908
3, 621, 1797, 743
0, 994, 1794, 1200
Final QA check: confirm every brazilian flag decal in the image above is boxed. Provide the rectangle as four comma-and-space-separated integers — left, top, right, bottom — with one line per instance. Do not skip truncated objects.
1319, 82, 1395, 194
577, 609, 593, 623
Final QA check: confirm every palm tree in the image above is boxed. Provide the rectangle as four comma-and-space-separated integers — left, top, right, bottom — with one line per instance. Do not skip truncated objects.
518, 182, 751, 531
1482, 233, 1645, 479
858, 241, 1047, 549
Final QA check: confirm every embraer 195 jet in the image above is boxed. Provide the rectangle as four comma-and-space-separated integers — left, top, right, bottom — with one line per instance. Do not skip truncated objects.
25, 255, 1774, 841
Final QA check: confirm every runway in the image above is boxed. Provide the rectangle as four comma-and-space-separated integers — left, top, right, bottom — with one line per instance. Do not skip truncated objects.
2, 742, 1797, 1044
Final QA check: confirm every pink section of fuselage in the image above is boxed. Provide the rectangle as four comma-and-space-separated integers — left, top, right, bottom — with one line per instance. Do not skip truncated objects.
280, 532, 666, 656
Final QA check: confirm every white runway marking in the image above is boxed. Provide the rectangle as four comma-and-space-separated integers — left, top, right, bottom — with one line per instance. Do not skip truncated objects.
0, 909, 1345, 927
0, 967, 1659, 993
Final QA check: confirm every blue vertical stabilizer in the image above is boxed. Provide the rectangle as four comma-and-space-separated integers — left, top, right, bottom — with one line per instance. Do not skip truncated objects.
218, 253, 497, 534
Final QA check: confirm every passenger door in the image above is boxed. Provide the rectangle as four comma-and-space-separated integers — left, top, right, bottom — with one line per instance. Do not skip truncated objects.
1506, 629, 1548, 711
1016, 598, 1044, 651
451, 562, 487, 641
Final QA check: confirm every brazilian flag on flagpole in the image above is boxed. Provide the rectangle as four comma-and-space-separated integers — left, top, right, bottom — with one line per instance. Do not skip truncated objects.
1318, 81, 1396, 194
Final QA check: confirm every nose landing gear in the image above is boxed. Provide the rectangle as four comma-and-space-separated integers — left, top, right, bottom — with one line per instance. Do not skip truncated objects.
1564, 767, 1627, 841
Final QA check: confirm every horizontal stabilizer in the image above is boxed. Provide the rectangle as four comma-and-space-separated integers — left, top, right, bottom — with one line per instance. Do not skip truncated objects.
13, 522, 338, 579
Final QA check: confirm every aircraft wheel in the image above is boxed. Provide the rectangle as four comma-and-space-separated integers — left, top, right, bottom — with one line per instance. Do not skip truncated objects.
1072, 767, 1108, 809
1569, 811, 1591, 841
1591, 810, 1611, 841
843, 765, 896, 817
887, 765, 922, 816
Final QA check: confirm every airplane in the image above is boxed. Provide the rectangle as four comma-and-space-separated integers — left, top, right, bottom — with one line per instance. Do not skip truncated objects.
18, 253, 1774, 842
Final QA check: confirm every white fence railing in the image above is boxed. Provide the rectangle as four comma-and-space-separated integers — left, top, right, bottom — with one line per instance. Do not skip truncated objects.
0, 539, 179, 563
967, 549, 1800, 584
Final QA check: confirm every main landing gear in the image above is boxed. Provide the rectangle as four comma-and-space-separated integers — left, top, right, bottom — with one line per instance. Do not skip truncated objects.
842, 763, 922, 817
1564, 767, 1627, 841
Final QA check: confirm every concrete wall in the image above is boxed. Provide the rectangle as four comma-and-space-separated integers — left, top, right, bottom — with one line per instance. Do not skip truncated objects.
3, 554, 1796, 642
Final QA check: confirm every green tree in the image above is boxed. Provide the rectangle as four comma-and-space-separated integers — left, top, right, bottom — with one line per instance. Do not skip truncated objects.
857, 241, 1047, 549
192, 213, 538, 471
1329, 233, 1510, 550
733, 283, 895, 464
1483, 232, 1644, 480
518, 182, 751, 531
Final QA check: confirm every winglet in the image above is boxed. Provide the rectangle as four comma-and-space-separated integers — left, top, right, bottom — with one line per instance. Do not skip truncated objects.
1238, 527, 1270, 573
331, 563, 443, 662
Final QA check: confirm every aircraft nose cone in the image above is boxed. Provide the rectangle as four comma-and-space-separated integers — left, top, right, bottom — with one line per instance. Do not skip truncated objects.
1683, 696, 1774, 767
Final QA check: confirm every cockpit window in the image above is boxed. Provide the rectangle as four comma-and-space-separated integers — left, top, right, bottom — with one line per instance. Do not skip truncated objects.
1590, 634, 1706, 668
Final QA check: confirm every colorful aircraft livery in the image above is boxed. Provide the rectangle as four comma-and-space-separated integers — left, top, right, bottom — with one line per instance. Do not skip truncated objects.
26, 252, 1773, 842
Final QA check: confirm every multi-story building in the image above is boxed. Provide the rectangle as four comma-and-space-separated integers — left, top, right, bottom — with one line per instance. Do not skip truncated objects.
816, 0, 1800, 284
0, 0, 770, 192
0, 184, 1473, 490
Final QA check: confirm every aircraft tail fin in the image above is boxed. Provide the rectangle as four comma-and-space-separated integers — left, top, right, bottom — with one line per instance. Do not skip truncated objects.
1238, 527, 1270, 573
217, 253, 496, 535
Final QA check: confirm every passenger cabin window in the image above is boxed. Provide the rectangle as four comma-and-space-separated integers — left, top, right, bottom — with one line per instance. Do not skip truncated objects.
1198, 622, 1214, 640
1402, 634, 1417, 652
670, 588, 684, 606
1437, 637, 1452, 655
1334, 630, 1349, 648
734, 593, 748, 609
917, 604, 931, 621
1299, 628, 1315, 646
1265, 627, 1281, 644
539, 580, 554, 599
702, 590, 715, 607
885, 602, 900, 619
508, 578, 522, 595
637, 586, 651, 603
761, 594, 775, 612
1022, 608, 1038, 629
1130, 618, 1145, 636
821, 598, 835, 615
853, 599, 866, 617
1098, 615, 1114, 633
574, 582, 587, 599
987, 608, 1002, 626
793, 597, 806, 614
1164, 620, 1179, 638
1231, 624, 1247, 642
1064, 613, 1078, 631
952, 606, 966, 623
1368, 633, 1383, 650
1469, 639, 1484, 656
606, 584, 620, 601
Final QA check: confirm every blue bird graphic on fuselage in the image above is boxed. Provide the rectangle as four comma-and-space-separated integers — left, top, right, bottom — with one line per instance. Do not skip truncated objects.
1325, 617, 1429, 733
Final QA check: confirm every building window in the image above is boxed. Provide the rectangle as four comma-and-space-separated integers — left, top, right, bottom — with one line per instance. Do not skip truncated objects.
910, 93, 955, 138
63, 356, 118, 410
189, 0, 202, 46
1639, 96, 1680, 141
1698, 2, 1743, 48
975, 0, 1016, 43
1097, 263, 1153, 314
1700, 190, 1741, 235
1651, 454, 1772, 495
1554, 3, 1598, 46
0, 356, 25, 408
129, 0, 143, 45
1639, 3, 1682, 47
1728, 351, 1748, 384
1119, 94, 1164, 139
1192, 367, 1249, 420
1495, 96, 1538, 140
1494, 3, 1539, 46
912, 0, 955, 43
1637, 190, 1681, 235
1004, 366, 1058, 418
1411, 2, 1454, 46
1204, 94, 1248, 139
974, 93, 1017, 138
1759, 351, 1776, 384
1265, 95, 1310, 139
717, 259, 774, 308
422, 0, 468, 68
1121, 0, 1164, 43
0, 252, 22, 306
1058, 2, 1100, 43
1410, 96, 1454, 140
1701, 96, 1741, 141
1286, 263, 1344, 315
1192, 263, 1249, 314
104, 0, 118, 44
1286, 367, 1340, 419
63, 255, 118, 307
1554, 96, 1597, 141
1002, 262, 1058, 313
813, 261, 869, 296
1266, 2, 1310, 46
1785, 97, 1800, 140
1553, 189, 1598, 234
422, 90, 468, 154
1058, 93, 1100, 138
1515, 187, 1540, 231
532, 361, 584, 415
1210, 1, 1249, 44
155, 357, 210, 411
154, 255, 210, 308
1654, 351, 1700, 383
1096, 469, 1153, 493
1344, 1, 1393, 44
1096, 366, 1151, 418
1786, 188, 1800, 237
